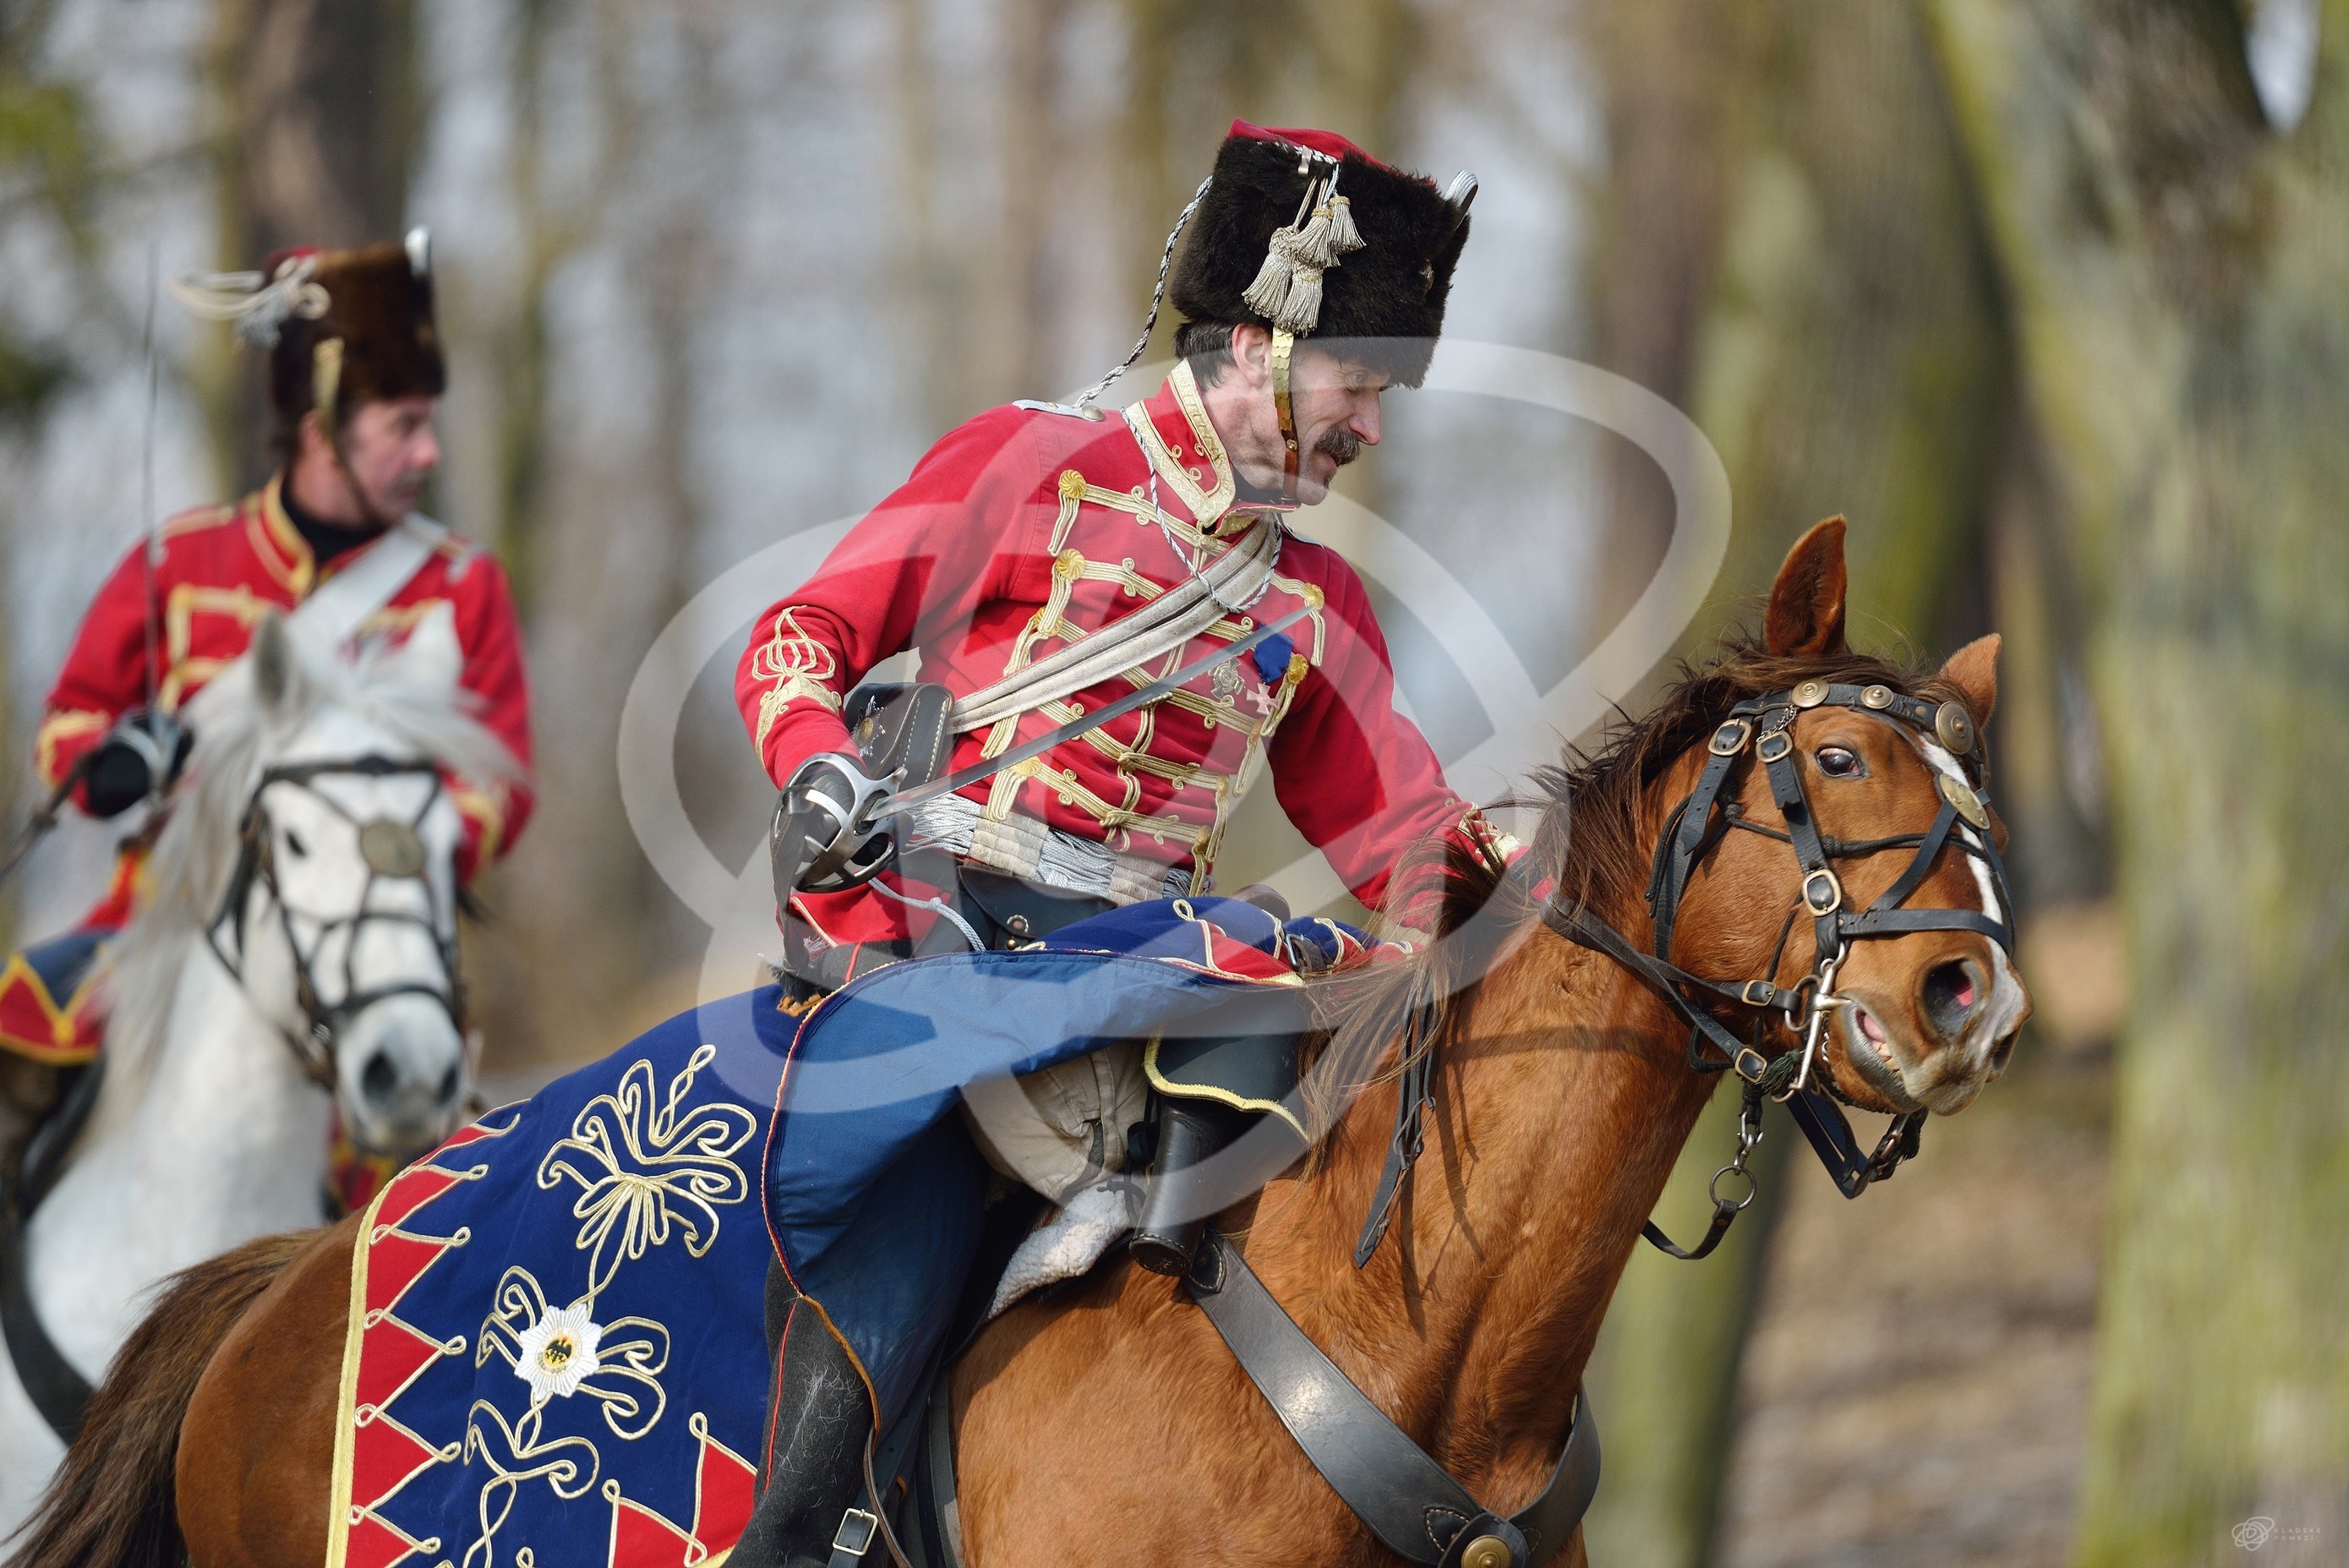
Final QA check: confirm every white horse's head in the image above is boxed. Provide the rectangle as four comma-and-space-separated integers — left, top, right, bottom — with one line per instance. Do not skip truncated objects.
112, 604, 518, 1156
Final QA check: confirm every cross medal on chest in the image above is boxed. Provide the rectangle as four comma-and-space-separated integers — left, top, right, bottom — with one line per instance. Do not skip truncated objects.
1212, 658, 1276, 718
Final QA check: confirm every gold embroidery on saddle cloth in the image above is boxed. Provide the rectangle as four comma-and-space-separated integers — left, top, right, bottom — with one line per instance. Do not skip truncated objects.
536, 1044, 758, 1301
326, 1046, 762, 1568
324, 1115, 518, 1568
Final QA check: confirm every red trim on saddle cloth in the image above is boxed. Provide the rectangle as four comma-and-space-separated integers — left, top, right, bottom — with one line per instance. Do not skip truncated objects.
329, 1113, 761, 1568
2, 844, 152, 1066
327, 1106, 405, 1219
334, 1119, 505, 1568
0, 949, 106, 1066
604, 1426, 757, 1568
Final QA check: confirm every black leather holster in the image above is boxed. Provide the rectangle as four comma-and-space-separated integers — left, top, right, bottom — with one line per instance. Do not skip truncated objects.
1129, 1023, 1308, 1276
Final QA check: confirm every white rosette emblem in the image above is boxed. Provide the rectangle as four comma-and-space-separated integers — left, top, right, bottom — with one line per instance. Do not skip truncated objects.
511, 1300, 605, 1405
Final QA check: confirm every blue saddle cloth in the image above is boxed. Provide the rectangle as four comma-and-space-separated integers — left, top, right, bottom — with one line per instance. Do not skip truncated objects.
325, 988, 795, 1568
765, 894, 1371, 1432
322, 894, 1373, 1567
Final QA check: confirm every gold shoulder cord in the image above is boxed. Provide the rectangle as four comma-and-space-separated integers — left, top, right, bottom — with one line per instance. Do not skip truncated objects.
1270, 327, 1299, 506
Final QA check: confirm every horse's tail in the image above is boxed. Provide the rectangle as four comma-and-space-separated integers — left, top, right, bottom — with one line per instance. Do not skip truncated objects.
6, 1229, 314, 1568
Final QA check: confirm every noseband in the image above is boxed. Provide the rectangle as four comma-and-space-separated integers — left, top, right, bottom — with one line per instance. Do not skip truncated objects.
1542, 677, 2016, 1254
206, 756, 467, 1091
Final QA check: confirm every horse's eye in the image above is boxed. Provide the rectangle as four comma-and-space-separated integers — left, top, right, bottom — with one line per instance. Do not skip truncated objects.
282, 828, 308, 858
1816, 746, 1864, 779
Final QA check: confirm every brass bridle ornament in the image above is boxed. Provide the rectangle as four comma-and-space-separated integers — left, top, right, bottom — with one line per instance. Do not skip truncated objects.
205, 756, 467, 1108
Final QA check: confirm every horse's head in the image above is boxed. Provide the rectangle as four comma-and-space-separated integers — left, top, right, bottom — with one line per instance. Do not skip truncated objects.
178, 606, 511, 1154
1663, 519, 2031, 1118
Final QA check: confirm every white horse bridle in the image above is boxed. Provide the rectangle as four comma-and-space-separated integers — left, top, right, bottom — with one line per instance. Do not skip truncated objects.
205, 755, 466, 1093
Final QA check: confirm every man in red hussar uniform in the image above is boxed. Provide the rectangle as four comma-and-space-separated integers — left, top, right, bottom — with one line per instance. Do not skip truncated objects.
0, 233, 533, 1204
735, 123, 1514, 1565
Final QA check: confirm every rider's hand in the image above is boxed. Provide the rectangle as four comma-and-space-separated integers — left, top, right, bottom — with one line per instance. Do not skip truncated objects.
81, 709, 193, 818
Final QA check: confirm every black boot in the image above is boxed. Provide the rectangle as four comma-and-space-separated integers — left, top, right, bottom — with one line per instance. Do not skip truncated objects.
1128, 1095, 1248, 1276
734, 1263, 882, 1567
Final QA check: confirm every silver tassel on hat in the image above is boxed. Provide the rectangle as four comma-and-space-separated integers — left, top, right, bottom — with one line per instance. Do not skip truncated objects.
165, 254, 330, 349
1240, 158, 1367, 335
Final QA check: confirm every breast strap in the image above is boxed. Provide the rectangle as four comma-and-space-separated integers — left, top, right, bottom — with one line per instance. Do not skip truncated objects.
1185, 1228, 1601, 1567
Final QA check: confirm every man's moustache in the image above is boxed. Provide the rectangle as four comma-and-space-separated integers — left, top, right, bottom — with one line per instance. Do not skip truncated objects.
1315, 430, 1362, 467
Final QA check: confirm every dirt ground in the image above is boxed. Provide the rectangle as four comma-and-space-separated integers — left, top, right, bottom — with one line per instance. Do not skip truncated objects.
1716, 1036, 2115, 1568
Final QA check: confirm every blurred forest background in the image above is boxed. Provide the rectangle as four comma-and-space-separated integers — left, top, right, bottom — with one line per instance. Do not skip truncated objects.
2, 1, 2343, 1565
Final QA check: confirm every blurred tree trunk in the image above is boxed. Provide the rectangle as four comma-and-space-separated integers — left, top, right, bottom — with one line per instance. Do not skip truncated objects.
466, 0, 691, 1071
472, 0, 629, 604
0, 7, 122, 949
890, 0, 1073, 425
199, 0, 422, 490
1984, 412, 2109, 911
1576, 4, 2010, 1565
1930, 0, 2349, 1559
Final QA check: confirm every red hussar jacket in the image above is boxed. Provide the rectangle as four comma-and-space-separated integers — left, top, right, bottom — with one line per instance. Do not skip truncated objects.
36, 475, 535, 883
736, 363, 1510, 946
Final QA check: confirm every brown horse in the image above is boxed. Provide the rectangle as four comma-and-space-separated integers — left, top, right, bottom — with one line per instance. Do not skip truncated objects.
10, 518, 2029, 1567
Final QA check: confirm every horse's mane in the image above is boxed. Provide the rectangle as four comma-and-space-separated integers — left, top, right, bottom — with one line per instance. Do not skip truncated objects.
1303, 623, 1979, 1138
101, 630, 518, 1086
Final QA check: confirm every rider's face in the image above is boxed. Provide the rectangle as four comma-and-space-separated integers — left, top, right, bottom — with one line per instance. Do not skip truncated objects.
1283, 346, 1388, 502
1215, 326, 1390, 505
308, 395, 441, 522
344, 395, 442, 516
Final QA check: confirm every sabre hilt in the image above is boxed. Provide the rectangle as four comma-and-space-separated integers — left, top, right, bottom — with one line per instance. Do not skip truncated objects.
769, 752, 899, 906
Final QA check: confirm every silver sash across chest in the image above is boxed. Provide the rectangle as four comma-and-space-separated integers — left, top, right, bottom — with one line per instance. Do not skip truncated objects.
947, 516, 1281, 735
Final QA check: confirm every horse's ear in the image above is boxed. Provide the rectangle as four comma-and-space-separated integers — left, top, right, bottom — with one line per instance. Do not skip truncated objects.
252, 611, 303, 720
1937, 633, 2000, 726
396, 601, 464, 692
1765, 516, 1849, 658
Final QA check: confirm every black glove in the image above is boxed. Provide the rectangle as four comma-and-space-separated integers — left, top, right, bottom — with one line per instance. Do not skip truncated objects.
81, 709, 192, 818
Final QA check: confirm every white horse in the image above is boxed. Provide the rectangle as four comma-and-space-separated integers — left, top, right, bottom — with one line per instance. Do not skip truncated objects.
0, 607, 515, 1527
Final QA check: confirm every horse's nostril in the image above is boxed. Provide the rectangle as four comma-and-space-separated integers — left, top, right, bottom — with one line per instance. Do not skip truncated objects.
1921, 959, 1978, 1037
362, 1050, 399, 1104
1988, 1031, 2019, 1075
437, 1063, 461, 1106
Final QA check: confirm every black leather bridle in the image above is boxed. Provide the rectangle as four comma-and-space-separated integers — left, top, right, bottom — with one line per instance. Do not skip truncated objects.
1353, 678, 2016, 1273
206, 756, 467, 1095
1542, 675, 2016, 1254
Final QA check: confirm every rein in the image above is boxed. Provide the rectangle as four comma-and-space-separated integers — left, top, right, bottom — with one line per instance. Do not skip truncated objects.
206, 755, 466, 1094
3, 755, 464, 1445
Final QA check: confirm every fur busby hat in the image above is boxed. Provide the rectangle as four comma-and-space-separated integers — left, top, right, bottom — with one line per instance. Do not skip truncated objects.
1168, 122, 1473, 385
171, 229, 445, 432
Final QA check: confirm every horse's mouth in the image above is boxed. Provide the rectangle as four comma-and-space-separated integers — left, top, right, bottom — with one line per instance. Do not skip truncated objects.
1836, 1003, 1926, 1113
1837, 1001, 2013, 1116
